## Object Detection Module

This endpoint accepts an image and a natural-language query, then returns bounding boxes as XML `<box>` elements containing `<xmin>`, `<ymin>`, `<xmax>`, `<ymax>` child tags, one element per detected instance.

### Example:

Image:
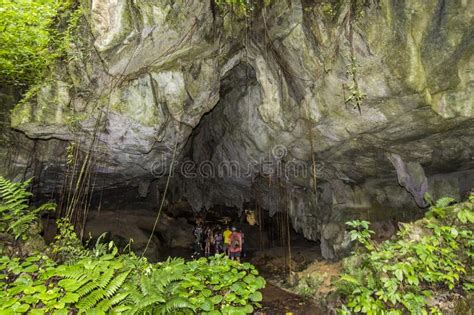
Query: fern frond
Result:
<box><xmin>55</xmin><ymin>265</ymin><xmax>85</xmax><ymax>280</ymax></box>
<box><xmin>104</xmin><ymin>270</ymin><xmax>130</xmax><ymax>298</ymax></box>
<box><xmin>35</xmin><ymin>202</ymin><xmax>56</xmax><ymax>212</ymax></box>
<box><xmin>98</xmin><ymin>268</ymin><xmax>114</xmax><ymax>288</ymax></box>
<box><xmin>139</xmin><ymin>274</ymin><xmax>155</xmax><ymax>296</ymax></box>
<box><xmin>108</xmin><ymin>291</ymin><xmax>130</xmax><ymax>306</ymax></box>
<box><xmin>0</xmin><ymin>176</ymin><xmax>55</xmax><ymax>239</ymax></box>
<box><xmin>159</xmin><ymin>297</ymin><xmax>194</xmax><ymax>315</ymax></box>
<box><xmin>76</xmin><ymin>288</ymin><xmax>106</xmax><ymax>310</ymax></box>
<box><xmin>130</xmin><ymin>295</ymin><xmax>167</xmax><ymax>314</ymax></box>
<box><xmin>58</xmin><ymin>278</ymin><xmax>88</xmax><ymax>292</ymax></box>
<box><xmin>124</xmin><ymin>286</ymin><xmax>142</xmax><ymax>304</ymax></box>
<box><xmin>436</xmin><ymin>197</ymin><xmax>456</xmax><ymax>208</ymax></box>
<box><xmin>76</xmin><ymin>281</ymin><xmax>100</xmax><ymax>298</ymax></box>
<box><xmin>110</xmin><ymin>305</ymin><xmax>132</xmax><ymax>313</ymax></box>
<box><xmin>159</xmin><ymin>273</ymin><xmax>187</xmax><ymax>289</ymax></box>
<box><xmin>8</xmin><ymin>214</ymin><xmax>36</xmax><ymax>232</ymax></box>
<box><xmin>95</xmin><ymin>292</ymin><xmax>129</xmax><ymax>312</ymax></box>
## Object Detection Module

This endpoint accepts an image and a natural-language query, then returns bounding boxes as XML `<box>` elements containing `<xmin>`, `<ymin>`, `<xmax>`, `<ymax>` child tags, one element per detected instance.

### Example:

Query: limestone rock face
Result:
<box><xmin>6</xmin><ymin>1</ymin><xmax>474</xmax><ymax>259</ymax></box>
<box><xmin>85</xmin><ymin>210</ymin><xmax>194</xmax><ymax>258</ymax></box>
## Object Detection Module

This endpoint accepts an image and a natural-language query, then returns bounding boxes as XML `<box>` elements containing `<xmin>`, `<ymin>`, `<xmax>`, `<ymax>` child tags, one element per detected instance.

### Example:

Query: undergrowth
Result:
<box><xmin>338</xmin><ymin>195</ymin><xmax>474</xmax><ymax>314</ymax></box>
<box><xmin>0</xmin><ymin>0</ymin><xmax>82</xmax><ymax>86</ymax></box>
<box><xmin>0</xmin><ymin>177</ymin><xmax>266</xmax><ymax>314</ymax></box>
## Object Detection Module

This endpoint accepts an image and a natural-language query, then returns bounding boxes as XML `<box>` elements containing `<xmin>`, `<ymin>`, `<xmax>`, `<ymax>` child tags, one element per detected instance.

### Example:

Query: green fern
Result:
<box><xmin>139</xmin><ymin>274</ymin><xmax>154</xmax><ymax>296</ymax></box>
<box><xmin>110</xmin><ymin>305</ymin><xmax>132</xmax><ymax>313</ymax></box>
<box><xmin>0</xmin><ymin>210</ymin><xmax>265</xmax><ymax>315</ymax></box>
<box><xmin>126</xmin><ymin>266</ymin><xmax>191</xmax><ymax>314</ymax></box>
<box><xmin>0</xmin><ymin>176</ymin><xmax>55</xmax><ymax>240</ymax></box>
<box><xmin>436</xmin><ymin>197</ymin><xmax>456</xmax><ymax>208</ymax></box>
<box><xmin>98</xmin><ymin>268</ymin><xmax>114</xmax><ymax>288</ymax></box>
<box><xmin>76</xmin><ymin>280</ymin><xmax>100</xmax><ymax>298</ymax></box>
<box><xmin>53</xmin><ymin>255</ymin><xmax>133</xmax><ymax>312</ymax></box>
<box><xmin>95</xmin><ymin>291</ymin><xmax>129</xmax><ymax>312</ymax></box>
<box><xmin>104</xmin><ymin>270</ymin><xmax>130</xmax><ymax>299</ymax></box>
<box><xmin>159</xmin><ymin>297</ymin><xmax>195</xmax><ymax>315</ymax></box>
<box><xmin>76</xmin><ymin>288</ymin><xmax>107</xmax><ymax>310</ymax></box>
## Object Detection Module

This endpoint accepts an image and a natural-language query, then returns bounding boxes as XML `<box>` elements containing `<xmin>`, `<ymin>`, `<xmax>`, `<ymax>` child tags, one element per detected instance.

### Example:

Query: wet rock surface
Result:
<box><xmin>84</xmin><ymin>209</ymin><xmax>194</xmax><ymax>259</ymax></box>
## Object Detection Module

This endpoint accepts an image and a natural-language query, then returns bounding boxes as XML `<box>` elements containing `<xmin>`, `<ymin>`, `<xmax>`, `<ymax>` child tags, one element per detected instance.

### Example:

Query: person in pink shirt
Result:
<box><xmin>228</xmin><ymin>227</ymin><xmax>242</xmax><ymax>262</ymax></box>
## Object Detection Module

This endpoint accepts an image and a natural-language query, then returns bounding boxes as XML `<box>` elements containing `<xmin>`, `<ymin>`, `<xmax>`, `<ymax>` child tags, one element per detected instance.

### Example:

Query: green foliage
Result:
<box><xmin>338</xmin><ymin>196</ymin><xmax>474</xmax><ymax>314</ymax></box>
<box><xmin>0</xmin><ymin>0</ymin><xmax>81</xmax><ymax>86</ymax></box>
<box><xmin>295</xmin><ymin>273</ymin><xmax>324</xmax><ymax>298</ymax></box>
<box><xmin>0</xmin><ymin>250</ymin><xmax>266</xmax><ymax>314</ymax></box>
<box><xmin>53</xmin><ymin>249</ymin><xmax>132</xmax><ymax>312</ymax></box>
<box><xmin>0</xmin><ymin>177</ymin><xmax>266</xmax><ymax>313</ymax></box>
<box><xmin>344</xmin><ymin>58</ymin><xmax>366</xmax><ymax>113</ymax></box>
<box><xmin>49</xmin><ymin>218</ymin><xmax>88</xmax><ymax>262</ymax></box>
<box><xmin>178</xmin><ymin>255</ymin><xmax>265</xmax><ymax>314</ymax></box>
<box><xmin>0</xmin><ymin>176</ymin><xmax>55</xmax><ymax>240</ymax></box>
<box><xmin>123</xmin><ymin>255</ymin><xmax>266</xmax><ymax>314</ymax></box>
<box><xmin>346</xmin><ymin>220</ymin><xmax>375</xmax><ymax>250</ymax></box>
<box><xmin>424</xmin><ymin>196</ymin><xmax>455</xmax><ymax>219</ymax></box>
<box><xmin>215</xmin><ymin>0</ymin><xmax>271</xmax><ymax>17</ymax></box>
<box><xmin>0</xmin><ymin>254</ymin><xmax>60</xmax><ymax>314</ymax></box>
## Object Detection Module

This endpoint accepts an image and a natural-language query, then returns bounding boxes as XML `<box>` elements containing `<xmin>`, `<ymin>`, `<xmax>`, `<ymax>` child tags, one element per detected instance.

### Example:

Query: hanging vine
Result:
<box><xmin>343</xmin><ymin>0</ymin><xmax>367</xmax><ymax>114</ymax></box>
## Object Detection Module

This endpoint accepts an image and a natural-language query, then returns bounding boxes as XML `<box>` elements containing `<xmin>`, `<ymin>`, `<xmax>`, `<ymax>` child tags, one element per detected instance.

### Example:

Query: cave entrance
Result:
<box><xmin>49</xmin><ymin>60</ymin><xmax>322</xmax><ymax>286</ymax></box>
<box><xmin>194</xmin><ymin>203</ymin><xmax>321</xmax><ymax>277</ymax></box>
<box><xmin>165</xmin><ymin>59</ymin><xmax>322</xmax><ymax>273</ymax></box>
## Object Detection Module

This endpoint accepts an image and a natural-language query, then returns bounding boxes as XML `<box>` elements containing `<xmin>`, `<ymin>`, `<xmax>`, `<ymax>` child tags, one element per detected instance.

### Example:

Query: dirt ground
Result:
<box><xmin>258</xmin><ymin>283</ymin><xmax>321</xmax><ymax>315</ymax></box>
<box><xmin>252</xmin><ymin>245</ymin><xmax>343</xmax><ymax>314</ymax></box>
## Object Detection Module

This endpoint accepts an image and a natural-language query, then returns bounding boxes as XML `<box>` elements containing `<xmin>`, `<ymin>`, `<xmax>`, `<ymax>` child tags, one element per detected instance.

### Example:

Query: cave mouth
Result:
<box><xmin>169</xmin><ymin>61</ymin><xmax>322</xmax><ymax>268</ymax></box>
<box><xmin>37</xmin><ymin>57</ymin><xmax>446</xmax><ymax>270</ymax></box>
<box><xmin>37</xmin><ymin>61</ymin><xmax>324</xmax><ymax>277</ymax></box>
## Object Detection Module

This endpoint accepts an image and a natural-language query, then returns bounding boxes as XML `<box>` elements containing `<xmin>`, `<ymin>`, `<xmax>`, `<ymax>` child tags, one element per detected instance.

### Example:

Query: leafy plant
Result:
<box><xmin>53</xmin><ymin>249</ymin><xmax>132</xmax><ymax>312</ymax></box>
<box><xmin>0</xmin><ymin>176</ymin><xmax>55</xmax><ymax>240</ymax></box>
<box><xmin>344</xmin><ymin>58</ymin><xmax>366</xmax><ymax>114</ymax></box>
<box><xmin>346</xmin><ymin>220</ymin><xmax>375</xmax><ymax>250</ymax></box>
<box><xmin>49</xmin><ymin>218</ymin><xmax>88</xmax><ymax>263</ymax></box>
<box><xmin>337</xmin><ymin>196</ymin><xmax>474</xmax><ymax>314</ymax></box>
<box><xmin>0</xmin><ymin>177</ymin><xmax>266</xmax><ymax>314</ymax></box>
<box><xmin>0</xmin><ymin>251</ymin><xmax>266</xmax><ymax>314</ymax></box>
<box><xmin>295</xmin><ymin>273</ymin><xmax>324</xmax><ymax>298</ymax></box>
<box><xmin>0</xmin><ymin>254</ymin><xmax>61</xmax><ymax>314</ymax></box>
<box><xmin>123</xmin><ymin>258</ymin><xmax>194</xmax><ymax>314</ymax></box>
<box><xmin>215</xmin><ymin>0</ymin><xmax>272</xmax><ymax>17</ymax></box>
<box><xmin>0</xmin><ymin>0</ymin><xmax>81</xmax><ymax>86</ymax></box>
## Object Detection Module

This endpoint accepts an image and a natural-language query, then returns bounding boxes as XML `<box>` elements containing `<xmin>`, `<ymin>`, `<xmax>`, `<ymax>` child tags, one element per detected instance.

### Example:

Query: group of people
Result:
<box><xmin>192</xmin><ymin>224</ymin><xmax>244</xmax><ymax>262</ymax></box>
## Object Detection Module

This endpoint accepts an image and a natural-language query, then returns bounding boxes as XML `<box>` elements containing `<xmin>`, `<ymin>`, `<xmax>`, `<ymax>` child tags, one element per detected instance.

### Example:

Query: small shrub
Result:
<box><xmin>49</xmin><ymin>218</ymin><xmax>88</xmax><ymax>263</ymax></box>
<box><xmin>296</xmin><ymin>273</ymin><xmax>325</xmax><ymax>298</ymax></box>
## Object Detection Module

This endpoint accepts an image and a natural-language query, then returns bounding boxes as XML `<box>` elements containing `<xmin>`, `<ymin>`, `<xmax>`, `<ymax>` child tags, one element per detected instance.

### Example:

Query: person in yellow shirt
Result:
<box><xmin>223</xmin><ymin>226</ymin><xmax>232</xmax><ymax>256</ymax></box>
